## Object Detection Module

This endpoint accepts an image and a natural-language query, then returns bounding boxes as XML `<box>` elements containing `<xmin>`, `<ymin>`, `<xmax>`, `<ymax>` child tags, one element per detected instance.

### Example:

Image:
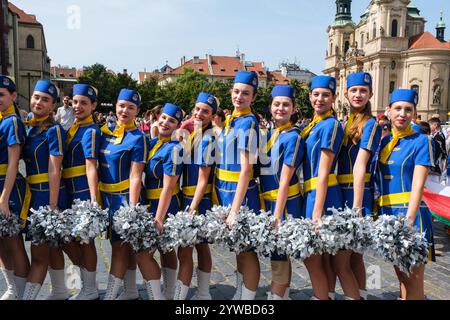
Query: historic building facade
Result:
<box><xmin>324</xmin><ymin>0</ymin><xmax>450</xmax><ymax>121</ymax></box>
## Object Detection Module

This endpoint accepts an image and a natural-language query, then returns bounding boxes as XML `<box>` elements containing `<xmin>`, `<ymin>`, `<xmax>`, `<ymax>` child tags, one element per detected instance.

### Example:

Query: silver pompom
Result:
<box><xmin>321</xmin><ymin>207</ymin><xmax>374</xmax><ymax>254</ymax></box>
<box><xmin>112</xmin><ymin>204</ymin><xmax>158</xmax><ymax>253</ymax></box>
<box><xmin>27</xmin><ymin>206</ymin><xmax>75</xmax><ymax>246</ymax></box>
<box><xmin>70</xmin><ymin>200</ymin><xmax>109</xmax><ymax>245</ymax></box>
<box><xmin>250</xmin><ymin>210</ymin><xmax>278</xmax><ymax>257</ymax></box>
<box><xmin>158</xmin><ymin>210</ymin><xmax>206</xmax><ymax>253</ymax></box>
<box><xmin>202</xmin><ymin>205</ymin><xmax>231</xmax><ymax>245</ymax></box>
<box><xmin>0</xmin><ymin>212</ymin><xmax>22</xmax><ymax>238</ymax></box>
<box><xmin>371</xmin><ymin>214</ymin><xmax>429</xmax><ymax>275</ymax></box>
<box><xmin>277</xmin><ymin>216</ymin><xmax>326</xmax><ymax>260</ymax></box>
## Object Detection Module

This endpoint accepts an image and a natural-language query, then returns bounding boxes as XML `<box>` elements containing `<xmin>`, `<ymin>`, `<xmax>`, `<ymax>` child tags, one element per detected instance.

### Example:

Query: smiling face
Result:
<box><xmin>158</xmin><ymin>112</ymin><xmax>179</xmax><ymax>137</ymax></box>
<box><xmin>310</xmin><ymin>88</ymin><xmax>335</xmax><ymax>115</ymax></box>
<box><xmin>387</xmin><ymin>101</ymin><xmax>415</xmax><ymax>132</ymax></box>
<box><xmin>73</xmin><ymin>95</ymin><xmax>96</xmax><ymax>120</ymax></box>
<box><xmin>271</xmin><ymin>96</ymin><xmax>294</xmax><ymax>126</ymax></box>
<box><xmin>231</xmin><ymin>83</ymin><xmax>255</xmax><ymax>110</ymax></box>
<box><xmin>0</xmin><ymin>88</ymin><xmax>16</xmax><ymax>112</ymax></box>
<box><xmin>30</xmin><ymin>91</ymin><xmax>55</xmax><ymax>118</ymax></box>
<box><xmin>116</xmin><ymin>100</ymin><xmax>138</xmax><ymax>123</ymax></box>
<box><xmin>193</xmin><ymin>102</ymin><xmax>214</xmax><ymax>126</ymax></box>
<box><xmin>345</xmin><ymin>85</ymin><xmax>373</xmax><ymax>111</ymax></box>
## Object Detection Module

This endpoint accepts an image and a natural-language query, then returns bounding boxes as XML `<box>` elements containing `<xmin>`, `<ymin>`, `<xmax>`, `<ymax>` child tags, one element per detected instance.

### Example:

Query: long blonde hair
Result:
<box><xmin>347</xmin><ymin>101</ymin><xmax>373</xmax><ymax>144</ymax></box>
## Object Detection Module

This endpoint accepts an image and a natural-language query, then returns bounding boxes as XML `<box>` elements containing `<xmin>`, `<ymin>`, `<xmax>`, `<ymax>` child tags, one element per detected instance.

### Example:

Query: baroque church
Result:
<box><xmin>324</xmin><ymin>0</ymin><xmax>450</xmax><ymax>121</ymax></box>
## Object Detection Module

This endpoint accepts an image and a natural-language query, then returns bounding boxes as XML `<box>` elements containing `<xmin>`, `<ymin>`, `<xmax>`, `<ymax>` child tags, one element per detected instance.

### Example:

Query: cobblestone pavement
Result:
<box><xmin>1</xmin><ymin>221</ymin><xmax>449</xmax><ymax>300</ymax></box>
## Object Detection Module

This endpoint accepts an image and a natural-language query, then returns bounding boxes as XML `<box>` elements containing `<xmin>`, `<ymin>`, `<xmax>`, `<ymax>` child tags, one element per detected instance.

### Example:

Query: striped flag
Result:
<box><xmin>423</xmin><ymin>180</ymin><xmax>450</xmax><ymax>226</ymax></box>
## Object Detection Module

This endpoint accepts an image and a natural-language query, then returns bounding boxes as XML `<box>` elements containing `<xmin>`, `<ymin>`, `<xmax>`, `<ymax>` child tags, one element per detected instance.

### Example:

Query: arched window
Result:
<box><xmin>389</xmin><ymin>81</ymin><xmax>395</xmax><ymax>93</ymax></box>
<box><xmin>391</xmin><ymin>19</ymin><xmax>398</xmax><ymax>37</ymax></box>
<box><xmin>330</xmin><ymin>42</ymin><xmax>333</xmax><ymax>56</ymax></box>
<box><xmin>26</xmin><ymin>35</ymin><xmax>35</xmax><ymax>49</ymax></box>
<box><xmin>373</xmin><ymin>22</ymin><xmax>377</xmax><ymax>39</ymax></box>
<box><xmin>361</xmin><ymin>33</ymin><xmax>365</xmax><ymax>48</ymax></box>
<box><xmin>411</xmin><ymin>85</ymin><xmax>419</xmax><ymax>93</ymax></box>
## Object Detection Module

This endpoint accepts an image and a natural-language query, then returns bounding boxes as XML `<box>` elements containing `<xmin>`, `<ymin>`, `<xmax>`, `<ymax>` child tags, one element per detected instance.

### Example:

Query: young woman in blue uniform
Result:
<box><xmin>100</xmin><ymin>89</ymin><xmax>148</xmax><ymax>300</ymax></box>
<box><xmin>135</xmin><ymin>103</ymin><xmax>183</xmax><ymax>300</ymax></box>
<box><xmin>21</xmin><ymin>80</ymin><xmax>69</xmax><ymax>300</ymax></box>
<box><xmin>260</xmin><ymin>85</ymin><xmax>304</xmax><ymax>300</ymax></box>
<box><xmin>0</xmin><ymin>75</ymin><xmax>30</xmax><ymax>300</ymax></box>
<box><xmin>214</xmin><ymin>70</ymin><xmax>260</xmax><ymax>300</ymax></box>
<box><xmin>338</xmin><ymin>72</ymin><xmax>381</xmax><ymax>300</ymax></box>
<box><xmin>63</xmin><ymin>84</ymin><xmax>101</xmax><ymax>300</ymax></box>
<box><xmin>300</xmin><ymin>76</ymin><xmax>345</xmax><ymax>300</ymax></box>
<box><xmin>377</xmin><ymin>89</ymin><xmax>435</xmax><ymax>300</ymax></box>
<box><xmin>176</xmin><ymin>92</ymin><xmax>217</xmax><ymax>300</ymax></box>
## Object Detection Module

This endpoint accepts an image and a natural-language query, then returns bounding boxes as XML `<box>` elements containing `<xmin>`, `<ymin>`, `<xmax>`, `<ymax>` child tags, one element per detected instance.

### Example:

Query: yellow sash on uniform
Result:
<box><xmin>66</xmin><ymin>115</ymin><xmax>94</xmax><ymax>146</ymax></box>
<box><xmin>148</xmin><ymin>136</ymin><xmax>170</xmax><ymax>161</ymax></box>
<box><xmin>224</xmin><ymin>107</ymin><xmax>252</xmax><ymax>136</ymax></box>
<box><xmin>343</xmin><ymin>112</ymin><xmax>355</xmax><ymax>146</ymax></box>
<box><xmin>26</xmin><ymin>115</ymin><xmax>49</xmax><ymax>127</ymax></box>
<box><xmin>0</xmin><ymin>105</ymin><xmax>16</xmax><ymax>120</ymax></box>
<box><xmin>100</xmin><ymin>120</ymin><xmax>135</xmax><ymax>145</ymax></box>
<box><xmin>265</xmin><ymin>122</ymin><xmax>292</xmax><ymax>153</ymax></box>
<box><xmin>379</xmin><ymin>125</ymin><xmax>415</xmax><ymax>164</ymax></box>
<box><xmin>300</xmin><ymin>110</ymin><xmax>333</xmax><ymax>139</ymax></box>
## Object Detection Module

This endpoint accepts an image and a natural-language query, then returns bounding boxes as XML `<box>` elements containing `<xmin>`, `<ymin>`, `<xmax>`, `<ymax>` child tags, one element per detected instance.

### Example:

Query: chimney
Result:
<box><xmin>180</xmin><ymin>56</ymin><xmax>186</xmax><ymax>66</ymax></box>
<box><xmin>206</xmin><ymin>54</ymin><xmax>212</xmax><ymax>67</ymax></box>
<box><xmin>123</xmin><ymin>69</ymin><xmax>128</xmax><ymax>75</ymax></box>
<box><xmin>240</xmin><ymin>53</ymin><xmax>245</xmax><ymax>66</ymax></box>
<box><xmin>193</xmin><ymin>56</ymin><xmax>200</xmax><ymax>64</ymax></box>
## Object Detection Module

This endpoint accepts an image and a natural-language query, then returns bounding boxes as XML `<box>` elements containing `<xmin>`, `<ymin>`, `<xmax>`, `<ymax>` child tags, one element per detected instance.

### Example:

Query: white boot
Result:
<box><xmin>231</xmin><ymin>271</ymin><xmax>243</xmax><ymax>300</ymax></box>
<box><xmin>103</xmin><ymin>274</ymin><xmax>122</xmax><ymax>300</ymax></box>
<box><xmin>161</xmin><ymin>267</ymin><xmax>177</xmax><ymax>300</ymax></box>
<box><xmin>116</xmin><ymin>269</ymin><xmax>139</xmax><ymax>300</ymax></box>
<box><xmin>283</xmin><ymin>287</ymin><xmax>291</xmax><ymax>300</ymax></box>
<box><xmin>310</xmin><ymin>296</ymin><xmax>320</xmax><ymax>300</ymax></box>
<box><xmin>0</xmin><ymin>269</ymin><xmax>18</xmax><ymax>300</ymax></box>
<box><xmin>267</xmin><ymin>292</ymin><xmax>283</xmax><ymax>300</ymax></box>
<box><xmin>191</xmin><ymin>268</ymin><xmax>212</xmax><ymax>300</ymax></box>
<box><xmin>360</xmin><ymin>289</ymin><xmax>368</xmax><ymax>300</ymax></box>
<box><xmin>46</xmin><ymin>268</ymin><xmax>70</xmax><ymax>300</ymax></box>
<box><xmin>145</xmin><ymin>279</ymin><xmax>164</xmax><ymax>300</ymax></box>
<box><xmin>174</xmin><ymin>280</ymin><xmax>190</xmax><ymax>300</ymax></box>
<box><xmin>22</xmin><ymin>282</ymin><xmax>42</xmax><ymax>300</ymax></box>
<box><xmin>344</xmin><ymin>296</ymin><xmax>356</xmax><ymax>300</ymax></box>
<box><xmin>14</xmin><ymin>275</ymin><xmax>27</xmax><ymax>300</ymax></box>
<box><xmin>328</xmin><ymin>292</ymin><xmax>336</xmax><ymax>300</ymax></box>
<box><xmin>71</xmin><ymin>268</ymin><xmax>99</xmax><ymax>300</ymax></box>
<box><xmin>241</xmin><ymin>284</ymin><xmax>256</xmax><ymax>300</ymax></box>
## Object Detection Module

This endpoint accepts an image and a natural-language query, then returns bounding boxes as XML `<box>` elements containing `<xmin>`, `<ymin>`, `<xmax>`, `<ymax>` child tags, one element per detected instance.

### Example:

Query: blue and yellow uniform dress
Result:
<box><xmin>63</xmin><ymin>115</ymin><xmax>100</xmax><ymax>204</ymax></box>
<box><xmin>302</xmin><ymin>113</ymin><xmax>344</xmax><ymax>218</ymax></box>
<box><xmin>181</xmin><ymin>125</ymin><xmax>215</xmax><ymax>215</ymax></box>
<box><xmin>23</xmin><ymin>118</ymin><xmax>68</xmax><ymax>215</ymax></box>
<box><xmin>99</xmin><ymin>120</ymin><xmax>148</xmax><ymax>242</ymax></box>
<box><xmin>215</xmin><ymin>108</ymin><xmax>260</xmax><ymax>211</ymax></box>
<box><xmin>338</xmin><ymin>117</ymin><xmax>381</xmax><ymax>215</ymax></box>
<box><xmin>377</xmin><ymin>89</ymin><xmax>435</xmax><ymax>261</ymax></box>
<box><xmin>0</xmin><ymin>103</ymin><xmax>30</xmax><ymax>225</ymax></box>
<box><xmin>145</xmin><ymin>136</ymin><xmax>183</xmax><ymax>215</ymax></box>
<box><xmin>260</xmin><ymin>123</ymin><xmax>304</xmax><ymax>219</ymax></box>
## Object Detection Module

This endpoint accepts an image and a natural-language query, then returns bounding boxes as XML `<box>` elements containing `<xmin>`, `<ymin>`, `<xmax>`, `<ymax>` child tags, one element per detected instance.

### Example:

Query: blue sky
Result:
<box><xmin>11</xmin><ymin>0</ymin><xmax>450</xmax><ymax>78</ymax></box>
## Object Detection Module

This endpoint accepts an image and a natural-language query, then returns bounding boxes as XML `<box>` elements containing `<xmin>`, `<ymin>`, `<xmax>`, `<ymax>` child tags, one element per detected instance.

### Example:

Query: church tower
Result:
<box><xmin>436</xmin><ymin>11</ymin><xmax>446</xmax><ymax>42</ymax></box>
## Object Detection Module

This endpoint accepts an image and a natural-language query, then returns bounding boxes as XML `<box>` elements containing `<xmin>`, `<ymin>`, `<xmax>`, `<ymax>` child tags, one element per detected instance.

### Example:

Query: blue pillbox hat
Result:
<box><xmin>73</xmin><ymin>84</ymin><xmax>98</xmax><ymax>102</ymax></box>
<box><xmin>196</xmin><ymin>92</ymin><xmax>219</xmax><ymax>113</ymax></box>
<box><xmin>118</xmin><ymin>88</ymin><xmax>141</xmax><ymax>107</ymax></box>
<box><xmin>0</xmin><ymin>75</ymin><xmax>16</xmax><ymax>92</ymax></box>
<box><xmin>389</xmin><ymin>89</ymin><xmax>418</xmax><ymax>106</ymax></box>
<box><xmin>311</xmin><ymin>75</ymin><xmax>336</xmax><ymax>94</ymax></box>
<box><xmin>234</xmin><ymin>70</ymin><xmax>258</xmax><ymax>90</ymax></box>
<box><xmin>163</xmin><ymin>103</ymin><xmax>183</xmax><ymax>124</ymax></box>
<box><xmin>271</xmin><ymin>85</ymin><xmax>295</xmax><ymax>100</ymax></box>
<box><xmin>346</xmin><ymin>72</ymin><xmax>372</xmax><ymax>90</ymax></box>
<box><xmin>34</xmin><ymin>80</ymin><xmax>58</xmax><ymax>102</ymax></box>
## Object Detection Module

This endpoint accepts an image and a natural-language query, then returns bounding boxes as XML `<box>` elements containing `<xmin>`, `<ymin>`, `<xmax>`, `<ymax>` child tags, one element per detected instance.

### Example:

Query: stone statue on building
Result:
<box><xmin>433</xmin><ymin>85</ymin><xmax>441</xmax><ymax>105</ymax></box>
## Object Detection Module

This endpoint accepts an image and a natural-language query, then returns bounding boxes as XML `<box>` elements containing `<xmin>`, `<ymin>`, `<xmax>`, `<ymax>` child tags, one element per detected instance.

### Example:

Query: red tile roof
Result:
<box><xmin>139</xmin><ymin>72</ymin><xmax>164</xmax><ymax>82</ymax></box>
<box><xmin>50</xmin><ymin>66</ymin><xmax>83</xmax><ymax>79</ymax></box>
<box><xmin>409</xmin><ymin>32</ymin><xmax>450</xmax><ymax>50</ymax></box>
<box><xmin>267</xmin><ymin>71</ymin><xmax>290</xmax><ymax>85</ymax></box>
<box><xmin>8</xmin><ymin>2</ymin><xmax>39</xmax><ymax>24</ymax></box>
<box><xmin>168</xmin><ymin>55</ymin><xmax>267</xmax><ymax>78</ymax></box>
